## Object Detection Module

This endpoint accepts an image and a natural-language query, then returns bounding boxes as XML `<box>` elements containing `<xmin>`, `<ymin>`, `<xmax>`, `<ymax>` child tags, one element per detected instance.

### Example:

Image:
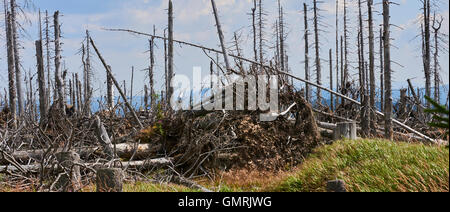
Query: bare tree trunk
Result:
<box><xmin>367</xmin><ymin>0</ymin><xmax>376</xmax><ymax>135</ymax></box>
<box><xmin>167</xmin><ymin>0</ymin><xmax>174</xmax><ymax>107</ymax></box>
<box><xmin>343</xmin><ymin>0</ymin><xmax>349</xmax><ymax>90</ymax></box>
<box><xmin>383</xmin><ymin>0</ymin><xmax>393</xmax><ymax>140</ymax></box>
<box><xmin>84</xmin><ymin>30</ymin><xmax>92</xmax><ymax>116</ymax></box>
<box><xmin>313</xmin><ymin>0</ymin><xmax>322</xmax><ymax>106</ymax></box>
<box><xmin>358</xmin><ymin>0</ymin><xmax>370</xmax><ymax>137</ymax></box>
<box><xmin>335</xmin><ymin>0</ymin><xmax>340</xmax><ymax>108</ymax></box>
<box><xmin>149</xmin><ymin>37</ymin><xmax>155</xmax><ymax>108</ymax></box>
<box><xmin>258</xmin><ymin>0</ymin><xmax>264</xmax><ymax>74</ymax></box>
<box><xmin>5</xmin><ymin>9</ymin><xmax>17</xmax><ymax>128</ymax></box>
<box><xmin>432</xmin><ymin>14</ymin><xmax>443</xmax><ymax>104</ymax></box>
<box><xmin>303</xmin><ymin>3</ymin><xmax>310</xmax><ymax>103</ymax></box>
<box><xmin>379</xmin><ymin>27</ymin><xmax>384</xmax><ymax>112</ymax></box>
<box><xmin>164</xmin><ymin>30</ymin><xmax>168</xmax><ymax>106</ymax></box>
<box><xmin>90</xmin><ymin>38</ymin><xmax>144</xmax><ymax>129</ymax></box>
<box><xmin>107</xmin><ymin>66</ymin><xmax>114</xmax><ymax>110</ymax></box>
<box><xmin>10</xmin><ymin>0</ymin><xmax>24</xmax><ymax>116</ymax></box>
<box><xmin>211</xmin><ymin>0</ymin><xmax>231</xmax><ymax>73</ymax></box>
<box><xmin>36</xmin><ymin>40</ymin><xmax>47</xmax><ymax>121</ymax></box>
<box><xmin>76</xmin><ymin>73</ymin><xmax>81</xmax><ymax>114</ymax></box>
<box><xmin>45</xmin><ymin>10</ymin><xmax>52</xmax><ymax>108</ymax></box>
<box><xmin>423</xmin><ymin>0</ymin><xmax>431</xmax><ymax>108</ymax></box>
<box><xmin>252</xmin><ymin>0</ymin><xmax>258</xmax><ymax>62</ymax></box>
<box><xmin>329</xmin><ymin>49</ymin><xmax>334</xmax><ymax>111</ymax></box>
<box><xmin>54</xmin><ymin>11</ymin><xmax>65</xmax><ymax>115</ymax></box>
<box><xmin>340</xmin><ymin>36</ymin><xmax>344</xmax><ymax>105</ymax></box>
<box><xmin>278</xmin><ymin>0</ymin><xmax>285</xmax><ymax>73</ymax></box>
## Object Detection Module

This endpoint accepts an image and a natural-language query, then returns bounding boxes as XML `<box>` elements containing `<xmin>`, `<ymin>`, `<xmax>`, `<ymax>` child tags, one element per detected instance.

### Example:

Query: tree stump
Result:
<box><xmin>327</xmin><ymin>180</ymin><xmax>347</xmax><ymax>192</ymax></box>
<box><xmin>333</xmin><ymin>122</ymin><xmax>357</xmax><ymax>140</ymax></box>
<box><xmin>54</xmin><ymin>151</ymin><xmax>81</xmax><ymax>192</ymax></box>
<box><xmin>96</xmin><ymin>168</ymin><xmax>124</xmax><ymax>192</ymax></box>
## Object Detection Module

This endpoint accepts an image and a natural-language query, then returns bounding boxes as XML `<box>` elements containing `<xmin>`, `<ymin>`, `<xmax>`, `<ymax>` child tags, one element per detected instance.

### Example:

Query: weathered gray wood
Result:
<box><xmin>96</xmin><ymin>168</ymin><xmax>123</xmax><ymax>192</ymax></box>
<box><xmin>5</xmin><ymin>10</ymin><xmax>16</xmax><ymax>128</ymax></box>
<box><xmin>1</xmin><ymin>158</ymin><xmax>172</xmax><ymax>173</ymax></box>
<box><xmin>54</xmin><ymin>152</ymin><xmax>81</xmax><ymax>192</ymax></box>
<box><xmin>36</xmin><ymin>40</ymin><xmax>47</xmax><ymax>121</ymax></box>
<box><xmin>54</xmin><ymin>11</ymin><xmax>65</xmax><ymax>114</ymax></box>
<box><xmin>333</xmin><ymin>122</ymin><xmax>357</xmax><ymax>140</ymax></box>
<box><xmin>383</xmin><ymin>0</ymin><xmax>393</xmax><ymax>140</ymax></box>
<box><xmin>10</xmin><ymin>0</ymin><xmax>24</xmax><ymax>116</ymax></box>
<box><xmin>89</xmin><ymin>38</ymin><xmax>143</xmax><ymax>129</ymax></box>
<box><xmin>210</xmin><ymin>0</ymin><xmax>231</xmax><ymax>73</ymax></box>
<box><xmin>94</xmin><ymin>115</ymin><xmax>115</xmax><ymax>160</ymax></box>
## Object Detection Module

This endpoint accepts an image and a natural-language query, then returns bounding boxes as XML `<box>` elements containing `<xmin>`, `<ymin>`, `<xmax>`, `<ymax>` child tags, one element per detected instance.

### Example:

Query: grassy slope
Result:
<box><xmin>273</xmin><ymin>139</ymin><xmax>449</xmax><ymax>192</ymax></box>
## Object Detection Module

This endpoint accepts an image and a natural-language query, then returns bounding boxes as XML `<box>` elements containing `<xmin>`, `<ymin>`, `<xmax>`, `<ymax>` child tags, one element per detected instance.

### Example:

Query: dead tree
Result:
<box><xmin>84</xmin><ymin>30</ymin><xmax>92</xmax><ymax>115</ymax></box>
<box><xmin>383</xmin><ymin>0</ymin><xmax>393</xmax><ymax>140</ymax></box>
<box><xmin>329</xmin><ymin>49</ymin><xmax>334</xmax><ymax>111</ymax></box>
<box><xmin>210</xmin><ymin>0</ymin><xmax>231</xmax><ymax>73</ymax></box>
<box><xmin>303</xmin><ymin>3</ymin><xmax>311</xmax><ymax>102</ymax></box>
<box><xmin>36</xmin><ymin>40</ymin><xmax>47</xmax><ymax>121</ymax></box>
<box><xmin>367</xmin><ymin>0</ymin><xmax>376</xmax><ymax>135</ymax></box>
<box><xmin>54</xmin><ymin>11</ymin><xmax>65</xmax><ymax>114</ymax></box>
<box><xmin>432</xmin><ymin>14</ymin><xmax>443</xmax><ymax>104</ymax></box>
<box><xmin>107</xmin><ymin>66</ymin><xmax>114</xmax><ymax>110</ymax></box>
<box><xmin>5</xmin><ymin>9</ymin><xmax>16</xmax><ymax>128</ymax></box>
<box><xmin>167</xmin><ymin>0</ymin><xmax>174</xmax><ymax>107</ymax></box>
<box><xmin>379</xmin><ymin>27</ymin><xmax>384</xmax><ymax>112</ymax></box>
<box><xmin>149</xmin><ymin>26</ymin><xmax>156</xmax><ymax>108</ymax></box>
<box><xmin>278</xmin><ymin>0</ymin><xmax>285</xmax><ymax>73</ymax></box>
<box><xmin>252</xmin><ymin>0</ymin><xmax>258</xmax><ymax>62</ymax></box>
<box><xmin>422</xmin><ymin>0</ymin><xmax>431</xmax><ymax>108</ymax></box>
<box><xmin>335</xmin><ymin>0</ymin><xmax>340</xmax><ymax>108</ymax></box>
<box><xmin>10</xmin><ymin>0</ymin><xmax>24</xmax><ymax>116</ymax></box>
<box><xmin>358</xmin><ymin>0</ymin><xmax>370</xmax><ymax>137</ymax></box>
<box><xmin>258</xmin><ymin>0</ymin><xmax>265</xmax><ymax>74</ymax></box>
<box><xmin>45</xmin><ymin>10</ymin><xmax>52</xmax><ymax>108</ymax></box>
<box><xmin>313</xmin><ymin>0</ymin><xmax>322</xmax><ymax>105</ymax></box>
<box><xmin>343</xmin><ymin>0</ymin><xmax>349</xmax><ymax>90</ymax></box>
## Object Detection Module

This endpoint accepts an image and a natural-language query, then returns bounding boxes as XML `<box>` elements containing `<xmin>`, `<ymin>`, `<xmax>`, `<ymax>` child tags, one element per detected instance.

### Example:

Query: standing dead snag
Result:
<box><xmin>379</xmin><ymin>28</ymin><xmax>384</xmax><ymax>112</ymax></box>
<box><xmin>36</xmin><ymin>40</ymin><xmax>47</xmax><ymax>121</ymax></box>
<box><xmin>329</xmin><ymin>49</ymin><xmax>334</xmax><ymax>111</ymax></box>
<box><xmin>167</xmin><ymin>0</ymin><xmax>174</xmax><ymax>108</ymax></box>
<box><xmin>10</xmin><ymin>0</ymin><xmax>24</xmax><ymax>116</ymax></box>
<box><xmin>303</xmin><ymin>3</ymin><xmax>311</xmax><ymax>103</ymax></box>
<box><xmin>422</xmin><ymin>0</ymin><xmax>431</xmax><ymax>108</ymax></box>
<box><xmin>106</xmin><ymin>65</ymin><xmax>114</xmax><ymax>110</ymax></box>
<box><xmin>313</xmin><ymin>0</ymin><xmax>322</xmax><ymax>105</ymax></box>
<box><xmin>89</xmin><ymin>37</ymin><xmax>144</xmax><ymax>129</ymax></box>
<box><xmin>84</xmin><ymin>30</ymin><xmax>93</xmax><ymax>116</ymax></box>
<box><xmin>432</xmin><ymin>14</ymin><xmax>443</xmax><ymax>104</ymax></box>
<box><xmin>367</xmin><ymin>0</ymin><xmax>376</xmax><ymax>135</ymax></box>
<box><xmin>54</xmin><ymin>11</ymin><xmax>65</xmax><ymax>115</ymax></box>
<box><xmin>210</xmin><ymin>0</ymin><xmax>232</xmax><ymax>74</ymax></box>
<box><xmin>335</xmin><ymin>0</ymin><xmax>340</xmax><ymax>108</ymax></box>
<box><xmin>5</xmin><ymin>9</ymin><xmax>17</xmax><ymax>128</ymax></box>
<box><xmin>149</xmin><ymin>26</ymin><xmax>156</xmax><ymax>108</ymax></box>
<box><xmin>383</xmin><ymin>0</ymin><xmax>393</xmax><ymax>140</ymax></box>
<box><xmin>358</xmin><ymin>0</ymin><xmax>370</xmax><ymax>137</ymax></box>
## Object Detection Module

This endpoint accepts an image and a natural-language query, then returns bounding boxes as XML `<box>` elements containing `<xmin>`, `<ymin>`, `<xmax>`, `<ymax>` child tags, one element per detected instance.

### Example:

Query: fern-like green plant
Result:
<box><xmin>424</xmin><ymin>96</ymin><xmax>449</xmax><ymax>138</ymax></box>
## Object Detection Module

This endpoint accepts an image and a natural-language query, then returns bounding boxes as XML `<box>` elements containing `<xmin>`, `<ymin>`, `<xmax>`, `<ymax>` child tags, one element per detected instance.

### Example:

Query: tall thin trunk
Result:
<box><xmin>313</xmin><ymin>0</ymin><xmax>322</xmax><ymax>105</ymax></box>
<box><xmin>335</xmin><ymin>0</ymin><xmax>340</xmax><ymax>108</ymax></box>
<box><xmin>379</xmin><ymin>27</ymin><xmax>384</xmax><ymax>112</ymax></box>
<box><xmin>36</xmin><ymin>40</ymin><xmax>47</xmax><ymax>121</ymax></box>
<box><xmin>329</xmin><ymin>49</ymin><xmax>334</xmax><ymax>111</ymax></box>
<box><xmin>278</xmin><ymin>0</ymin><xmax>285</xmax><ymax>73</ymax></box>
<box><xmin>340</xmin><ymin>36</ymin><xmax>344</xmax><ymax>105</ymax></box>
<box><xmin>84</xmin><ymin>30</ymin><xmax>92</xmax><ymax>115</ymax></box>
<box><xmin>252</xmin><ymin>0</ymin><xmax>258</xmax><ymax>62</ymax></box>
<box><xmin>423</xmin><ymin>0</ymin><xmax>431</xmax><ymax>108</ymax></box>
<box><xmin>258</xmin><ymin>0</ymin><xmax>264</xmax><ymax>74</ymax></box>
<box><xmin>149</xmin><ymin>26</ymin><xmax>156</xmax><ymax>108</ymax></box>
<box><xmin>130</xmin><ymin>66</ymin><xmax>134</xmax><ymax>108</ymax></box>
<box><xmin>383</xmin><ymin>0</ymin><xmax>393</xmax><ymax>140</ymax></box>
<box><xmin>432</xmin><ymin>14</ymin><xmax>442</xmax><ymax>104</ymax></box>
<box><xmin>359</xmin><ymin>0</ymin><xmax>369</xmax><ymax>137</ymax></box>
<box><xmin>164</xmin><ymin>30</ymin><xmax>168</xmax><ymax>105</ymax></box>
<box><xmin>45</xmin><ymin>10</ymin><xmax>52</xmax><ymax>107</ymax></box>
<box><xmin>367</xmin><ymin>0</ymin><xmax>376</xmax><ymax>135</ymax></box>
<box><xmin>303</xmin><ymin>3</ymin><xmax>310</xmax><ymax>102</ymax></box>
<box><xmin>343</xmin><ymin>0</ymin><xmax>349</xmax><ymax>89</ymax></box>
<box><xmin>211</xmin><ymin>0</ymin><xmax>231</xmax><ymax>76</ymax></box>
<box><xmin>5</xmin><ymin>9</ymin><xmax>17</xmax><ymax>127</ymax></box>
<box><xmin>10</xmin><ymin>0</ymin><xmax>24</xmax><ymax>116</ymax></box>
<box><xmin>167</xmin><ymin>0</ymin><xmax>174</xmax><ymax>107</ymax></box>
<box><xmin>53</xmin><ymin>11</ymin><xmax>65</xmax><ymax>114</ymax></box>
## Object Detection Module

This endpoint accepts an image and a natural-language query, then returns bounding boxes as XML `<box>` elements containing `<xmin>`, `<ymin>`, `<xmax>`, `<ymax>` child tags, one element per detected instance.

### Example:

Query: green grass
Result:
<box><xmin>273</xmin><ymin>139</ymin><xmax>449</xmax><ymax>192</ymax></box>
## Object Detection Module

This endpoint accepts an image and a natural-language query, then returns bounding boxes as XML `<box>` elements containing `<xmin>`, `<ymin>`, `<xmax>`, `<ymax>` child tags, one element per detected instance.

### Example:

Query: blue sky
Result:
<box><xmin>1</xmin><ymin>0</ymin><xmax>449</xmax><ymax>101</ymax></box>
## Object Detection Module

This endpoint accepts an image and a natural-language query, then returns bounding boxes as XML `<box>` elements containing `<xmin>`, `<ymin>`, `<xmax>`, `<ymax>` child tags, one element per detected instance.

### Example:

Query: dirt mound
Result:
<box><xmin>136</xmin><ymin>96</ymin><xmax>322</xmax><ymax>175</ymax></box>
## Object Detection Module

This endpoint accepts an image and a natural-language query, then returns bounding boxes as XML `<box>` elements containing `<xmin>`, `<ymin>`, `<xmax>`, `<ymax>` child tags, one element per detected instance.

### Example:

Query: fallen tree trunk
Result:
<box><xmin>0</xmin><ymin>158</ymin><xmax>172</xmax><ymax>173</ymax></box>
<box><xmin>0</xmin><ymin>143</ymin><xmax>160</xmax><ymax>165</ymax></box>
